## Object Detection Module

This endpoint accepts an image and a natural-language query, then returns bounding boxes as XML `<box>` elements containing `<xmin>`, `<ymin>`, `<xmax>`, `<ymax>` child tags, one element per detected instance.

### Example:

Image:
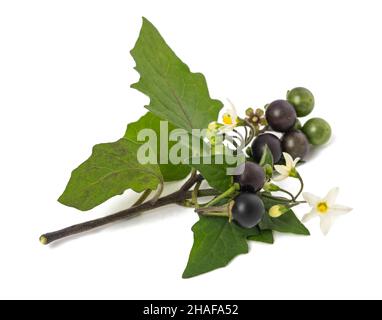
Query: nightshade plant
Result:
<box><xmin>40</xmin><ymin>18</ymin><xmax>351</xmax><ymax>278</ymax></box>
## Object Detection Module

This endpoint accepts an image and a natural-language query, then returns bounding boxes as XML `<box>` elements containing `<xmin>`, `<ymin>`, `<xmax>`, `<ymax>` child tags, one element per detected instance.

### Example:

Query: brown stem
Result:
<box><xmin>39</xmin><ymin>174</ymin><xmax>214</xmax><ymax>245</ymax></box>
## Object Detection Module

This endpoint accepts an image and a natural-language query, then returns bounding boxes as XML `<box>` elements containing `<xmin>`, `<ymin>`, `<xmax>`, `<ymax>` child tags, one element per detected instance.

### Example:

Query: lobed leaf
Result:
<box><xmin>130</xmin><ymin>17</ymin><xmax>223</xmax><ymax>132</ymax></box>
<box><xmin>125</xmin><ymin>111</ymin><xmax>190</xmax><ymax>181</ymax></box>
<box><xmin>182</xmin><ymin>216</ymin><xmax>259</xmax><ymax>278</ymax></box>
<box><xmin>248</xmin><ymin>229</ymin><xmax>274</xmax><ymax>244</ymax></box>
<box><xmin>58</xmin><ymin>139</ymin><xmax>162</xmax><ymax>211</ymax></box>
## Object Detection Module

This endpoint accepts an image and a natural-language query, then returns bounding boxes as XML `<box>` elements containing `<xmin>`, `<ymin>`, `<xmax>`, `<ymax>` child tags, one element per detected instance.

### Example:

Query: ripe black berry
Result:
<box><xmin>251</xmin><ymin>133</ymin><xmax>282</xmax><ymax>163</ymax></box>
<box><xmin>232</xmin><ymin>193</ymin><xmax>265</xmax><ymax>228</ymax></box>
<box><xmin>281</xmin><ymin>130</ymin><xmax>309</xmax><ymax>159</ymax></box>
<box><xmin>265</xmin><ymin>100</ymin><xmax>297</xmax><ymax>132</ymax></box>
<box><xmin>234</xmin><ymin>162</ymin><xmax>265</xmax><ymax>193</ymax></box>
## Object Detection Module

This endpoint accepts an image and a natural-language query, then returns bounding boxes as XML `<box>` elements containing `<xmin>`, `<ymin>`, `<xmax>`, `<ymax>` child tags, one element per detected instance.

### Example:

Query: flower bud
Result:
<box><xmin>268</xmin><ymin>205</ymin><xmax>288</xmax><ymax>218</ymax></box>
<box><xmin>263</xmin><ymin>164</ymin><xmax>273</xmax><ymax>178</ymax></box>
<box><xmin>263</xmin><ymin>182</ymin><xmax>279</xmax><ymax>192</ymax></box>
<box><xmin>255</xmin><ymin>108</ymin><xmax>264</xmax><ymax>117</ymax></box>
<box><xmin>245</xmin><ymin>107</ymin><xmax>254</xmax><ymax>116</ymax></box>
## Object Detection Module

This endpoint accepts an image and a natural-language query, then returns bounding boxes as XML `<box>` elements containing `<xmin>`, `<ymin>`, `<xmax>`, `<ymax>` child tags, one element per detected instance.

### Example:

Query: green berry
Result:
<box><xmin>287</xmin><ymin>87</ymin><xmax>315</xmax><ymax>117</ymax></box>
<box><xmin>302</xmin><ymin>118</ymin><xmax>331</xmax><ymax>145</ymax></box>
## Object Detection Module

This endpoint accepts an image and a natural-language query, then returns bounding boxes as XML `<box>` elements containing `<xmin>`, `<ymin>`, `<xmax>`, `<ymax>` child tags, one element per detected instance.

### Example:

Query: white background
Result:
<box><xmin>0</xmin><ymin>0</ymin><xmax>381</xmax><ymax>299</ymax></box>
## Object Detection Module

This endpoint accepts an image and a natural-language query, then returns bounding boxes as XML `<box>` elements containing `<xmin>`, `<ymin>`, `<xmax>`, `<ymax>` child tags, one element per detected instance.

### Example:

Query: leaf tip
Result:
<box><xmin>141</xmin><ymin>16</ymin><xmax>149</xmax><ymax>24</ymax></box>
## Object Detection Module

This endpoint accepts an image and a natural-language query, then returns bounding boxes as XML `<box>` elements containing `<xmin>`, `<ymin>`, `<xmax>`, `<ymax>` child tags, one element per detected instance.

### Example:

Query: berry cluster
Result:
<box><xmin>253</xmin><ymin>87</ymin><xmax>331</xmax><ymax>161</ymax></box>
<box><xmin>230</xmin><ymin>87</ymin><xmax>331</xmax><ymax>229</ymax></box>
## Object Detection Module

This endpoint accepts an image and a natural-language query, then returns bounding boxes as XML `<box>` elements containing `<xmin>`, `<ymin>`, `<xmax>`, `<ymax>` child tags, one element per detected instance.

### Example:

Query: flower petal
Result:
<box><xmin>302</xmin><ymin>210</ymin><xmax>317</xmax><ymax>222</ymax></box>
<box><xmin>227</xmin><ymin>99</ymin><xmax>238</xmax><ymax>118</ymax></box>
<box><xmin>283</xmin><ymin>152</ymin><xmax>294</xmax><ymax>168</ymax></box>
<box><xmin>292</xmin><ymin>157</ymin><xmax>301</xmax><ymax>167</ymax></box>
<box><xmin>324</xmin><ymin>187</ymin><xmax>339</xmax><ymax>206</ymax></box>
<box><xmin>274</xmin><ymin>165</ymin><xmax>289</xmax><ymax>176</ymax></box>
<box><xmin>330</xmin><ymin>204</ymin><xmax>352</xmax><ymax>216</ymax></box>
<box><xmin>273</xmin><ymin>174</ymin><xmax>287</xmax><ymax>181</ymax></box>
<box><xmin>302</xmin><ymin>192</ymin><xmax>320</xmax><ymax>207</ymax></box>
<box><xmin>320</xmin><ymin>216</ymin><xmax>332</xmax><ymax>235</ymax></box>
<box><xmin>218</xmin><ymin>124</ymin><xmax>234</xmax><ymax>133</ymax></box>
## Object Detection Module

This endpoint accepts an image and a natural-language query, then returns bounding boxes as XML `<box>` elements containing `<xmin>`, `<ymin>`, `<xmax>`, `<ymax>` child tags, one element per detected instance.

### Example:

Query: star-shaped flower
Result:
<box><xmin>219</xmin><ymin>100</ymin><xmax>239</xmax><ymax>133</ymax></box>
<box><xmin>273</xmin><ymin>152</ymin><xmax>300</xmax><ymax>181</ymax></box>
<box><xmin>302</xmin><ymin>187</ymin><xmax>352</xmax><ymax>235</ymax></box>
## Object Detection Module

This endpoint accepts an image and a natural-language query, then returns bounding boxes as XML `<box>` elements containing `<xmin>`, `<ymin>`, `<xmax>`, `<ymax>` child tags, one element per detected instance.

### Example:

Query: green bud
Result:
<box><xmin>263</xmin><ymin>164</ymin><xmax>273</xmax><ymax>178</ymax></box>
<box><xmin>263</xmin><ymin>182</ymin><xmax>280</xmax><ymax>192</ymax></box>
<box><xmin>245</xmin><ymin>107</ymin><xmax>254</xmax><ymax>117</ymax></box>
<box><xmin>255</xmin><ymin>108</ymin><xmax>264</xmax><ymax>117</ymax></box>
<box><xmin>260</xmin><ymin>118</ymin><xmax>268</xmax><ymax>126</ymax></box>
<box><xmin>209</xmin><ymin>135</ymin><xmax>216</xmax><ymax>145</ymax></box>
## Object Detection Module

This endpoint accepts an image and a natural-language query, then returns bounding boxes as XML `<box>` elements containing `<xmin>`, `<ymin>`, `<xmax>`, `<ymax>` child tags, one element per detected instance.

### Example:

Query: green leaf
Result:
<box><xmin>182</xmin><ymin>216</ymin><xmax>259</xmax><ymax>278</ymax></box>
<box><xmin>124</xmin><ymin>112</ymin><xmax>190</xmax><ymax>181</ymax></box>
<box><xmin>248</xmin><ymin>229</ymin><xmax>274</xmax><ymax>244</ymax></box>
<box><xmin>131</xmin><ymin>17</ymin><xmax>223</xmax><ymax>132</ymax></box>
<box><xmin>260</xmin><ymin>196</ymin><xmax>309</xmax><ymax>235</ymax></box>
<box><xmin>189</xmin><ymin>156</ymin><xmax>234</xmax><ymax>192</ymax></box>
<box><xmin>58</xmin><ymin>139</ymin><xmax>162</xmax><ymax>211</ymax></box>
<box><xmin>124</xmin><ymin>111</ymin><xmax>233</xmax><ymax>189</ymax></box>
<box><xmin>259</xmin><ymin>145</ymin><xmax>274</xmax><ymax>167</ymax></box>
<box><xmin>259</xmin><ymin>210</ymin><xmax>309</xmax><ymax>235</ymax></box>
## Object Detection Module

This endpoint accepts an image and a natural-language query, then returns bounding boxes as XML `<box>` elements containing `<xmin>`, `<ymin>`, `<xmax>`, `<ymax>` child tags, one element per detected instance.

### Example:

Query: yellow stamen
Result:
<box><xmin>317</xmin><ymin>202</ymin><xmax>328</xmax><ymax>214</ymax></box>
<box><xmin>222</xmin><ymin>113</ymin><xmax>233</xmax><ymax>125</ymax></box>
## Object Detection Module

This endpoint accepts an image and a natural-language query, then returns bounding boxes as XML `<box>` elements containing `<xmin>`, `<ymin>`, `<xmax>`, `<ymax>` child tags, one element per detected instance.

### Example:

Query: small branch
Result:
<box><xmin>191</xmin><ymin>180</ymin><xmax>202</xmax><ymax>208</ymax></box>
<box><xmin>180</xmin><ymin>170</ymin><xmax>201</xmax><ymax>192</ymax></box>
<box><xmin>244</xmin><ymin>119</ymin><xmax>256</xmax><ymax>144</ymax></box>
<box><xmin>295</xmin><ymin>173</ymin><xmax>304</xmax><ymax>200</ymax></box>
<box><xmin>277</xmin><ymin>187</ymin><xmax>296</xmax><ymax>202</ymax></box>
<box><xmin>205</xmin><ymin>183</ymin><xmax>239</xmax><ymax>207</ymax></box>
<box><xmin>40</xmin><ymin>173</ymin><xmax>207</xmax><ymax>245</ymax></box>
<box><xmin>260</xmin><ymin>192</ymin><xmax>306</xmax><ymax>205</ymax></box>
<box><xmin>40</xmin><ymin>192</ymin><xmax>181</xmax><ymax>245</ymax></box>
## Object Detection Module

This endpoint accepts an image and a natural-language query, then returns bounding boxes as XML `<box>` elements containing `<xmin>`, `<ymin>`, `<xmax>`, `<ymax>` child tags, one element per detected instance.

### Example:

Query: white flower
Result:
<box><xmin>273</xmin><ymin>152</ymin><xmax>300</xmax><ymax>181</ymax></box>
<box><xmin>219</xmin><ymin>99</ymin><xmax>239</xmax><ymax>133</ymax></box>
<box><xmin>302</xmin><ymin>187</ymin><xmax>352</xmax><ymax>235</ymax></box>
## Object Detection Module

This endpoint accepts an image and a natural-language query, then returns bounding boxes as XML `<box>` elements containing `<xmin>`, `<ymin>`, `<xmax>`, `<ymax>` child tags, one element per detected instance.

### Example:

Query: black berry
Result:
<box><xmin>232</xmin><ymin>193</ymin><xmax>265</xmax><ymax>228</ymax></box>
<box><xmin>281</xmin><ymin>130</ymin><xmax>309</xmax><ymax>159</ymax></box>
<box><xmin>265</xmin><ymin>100</ymin><xmax>297</xmax><ymax>132</ymax></box>
<box><xmin>234</xmin><ymin>162</ymin><xmax>265</xmax><ymax>193</ymax></box>
<box><xmin>251</xmin><ymin>133</ymin><xmax>282</xmax><ymax>163</ymax></box>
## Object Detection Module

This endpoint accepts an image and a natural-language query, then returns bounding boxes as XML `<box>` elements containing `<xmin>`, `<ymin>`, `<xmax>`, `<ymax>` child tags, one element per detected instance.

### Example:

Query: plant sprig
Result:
<box><xmin>41</xmin><ymin>17</ymin><xmax>339</xmax><ymax>278</ymax></box>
